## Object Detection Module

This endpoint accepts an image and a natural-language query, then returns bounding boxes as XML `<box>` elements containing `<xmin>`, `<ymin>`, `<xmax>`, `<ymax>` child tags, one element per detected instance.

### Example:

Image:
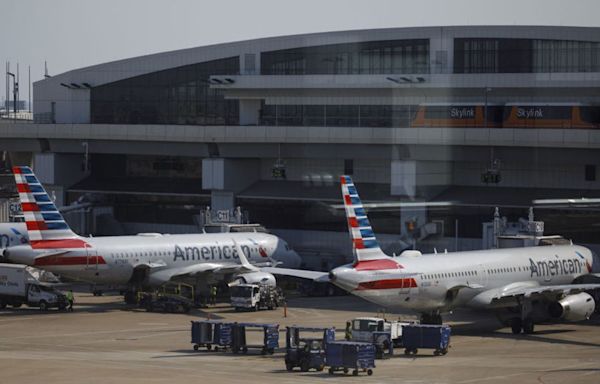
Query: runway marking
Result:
<box><xmin>137</xmin><ymin>322</ymin><xmax>169</xmax><ymax>326</ymax></box>
<box><xmin>0</xmin><ymin>317</ymin><xmax>36</xmax><ymax>322</ymax></box>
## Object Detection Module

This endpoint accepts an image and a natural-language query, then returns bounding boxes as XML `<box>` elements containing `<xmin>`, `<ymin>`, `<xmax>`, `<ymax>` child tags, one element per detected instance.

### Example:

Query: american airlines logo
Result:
<box><xmin>173</xmin><ymin>244</ymin><xmax>252</xmax><ymax>261</ymax></box>
<box><xmin>529</xmin><ymin>257</ymin><xmax>583</xmax><ymax>278</ymax></box>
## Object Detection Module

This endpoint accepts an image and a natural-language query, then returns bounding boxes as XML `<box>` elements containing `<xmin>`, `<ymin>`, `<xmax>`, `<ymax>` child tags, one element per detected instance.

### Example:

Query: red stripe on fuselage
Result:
<box><xmin>356</xmin><ymin>278</ymin><xmax>417</xmax><ymax>290</ymax></box>
<box><xmin>348</xmin><ymin>217</ymin><xmax>359</xmax><ymax>228</ymax></box>
<box><xmin>340</xmin><ymin>176</ymin><xmax>347</xmax><ymax>185</ymax></box>
<box><xmin>13</xmin><ymin>167</ymin><xmax>22</xmax><ymax>174</ymax></box>
<box><xmin>30</xmin><ymin>239</ymin><xmax>91</xmax><ymax>249</ymax></box>
<box><xmin>34</xmin><ymin>256</ymin><xmax>106</xmax><ymax>266</ymax></box>
<box><xmin>353</xmin><ymin>259</ymin><xmax>402</xmax><ymax>271</ymax></box>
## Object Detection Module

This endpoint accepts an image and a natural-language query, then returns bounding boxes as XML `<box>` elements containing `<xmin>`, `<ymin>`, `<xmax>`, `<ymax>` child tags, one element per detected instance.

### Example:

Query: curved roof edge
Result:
<box><xmin>36</xmin><ymin>25</ymin><xmax>600</xmax><ymax>87</ymax></box>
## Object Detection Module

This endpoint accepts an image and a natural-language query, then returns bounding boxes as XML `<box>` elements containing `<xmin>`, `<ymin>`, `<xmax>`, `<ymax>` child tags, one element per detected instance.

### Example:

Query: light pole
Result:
<box><xmin>6</xmin><ymin>71</ymin><xmax>16</xmax><ymax>117</ymax></box>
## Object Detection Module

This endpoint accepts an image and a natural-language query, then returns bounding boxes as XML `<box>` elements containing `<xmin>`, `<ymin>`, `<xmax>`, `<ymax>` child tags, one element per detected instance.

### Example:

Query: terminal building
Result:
<box><xmin>1</xmin><ymin>26</ymin><xmax>600</xmax><ymax>262</ymax></box>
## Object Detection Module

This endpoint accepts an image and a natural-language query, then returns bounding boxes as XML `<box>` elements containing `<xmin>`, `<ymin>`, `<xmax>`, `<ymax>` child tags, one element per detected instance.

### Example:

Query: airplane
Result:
<box><xmin>263</xmin><ymin>175</ymin><xmax>600</xmax><ymax>334</ymax></box>
<box><xmin>0</xmin><ymin>223</ymin><xmax>28</xmax><ymax>249</ymax></box>
<box><xmin>3</xmin><ymin>166</ymin><xmax>300</xmax><ymax>298</ymax></box>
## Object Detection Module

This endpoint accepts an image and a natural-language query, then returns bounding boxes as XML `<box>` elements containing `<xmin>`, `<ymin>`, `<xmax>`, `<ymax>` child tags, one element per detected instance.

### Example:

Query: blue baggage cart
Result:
<box><xmin>285</xmin><ymin>326</ymin><xmax>335</xmax><ymax>372</ymax></box>
<box><xmin>231</xmin><ymin>322</ymin><xmax>279</xmax><ymax>355</ymax></box>
<box><xmin>325</xmin><ymin>341</ymin><xmax>375</xmax><ymax>376</ymax></box>
<box><xmin>402</xmin><ymin>324</ymin><xmax>451</xmax><ymax>356</ymax></box>
<box><xmin>191</xmin><ymin>320</ymin><xmax>233</xmax><ymax>351</ymax></box>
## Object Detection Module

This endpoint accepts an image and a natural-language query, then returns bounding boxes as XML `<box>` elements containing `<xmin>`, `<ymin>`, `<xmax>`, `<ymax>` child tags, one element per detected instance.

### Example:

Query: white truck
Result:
<box><xmin>0</xmin><ymin>264</ymin><xmax>67</xmax><ymax>311</ymax></box>
<box><xmin>350</xmin><ymin>317</ymin><xmax>410</xmax><ymax>347</ymax></box>
<box><xmin>230</xmin><ymin>283</ymin><xmax>283</xmax><ymax>311</ymax></box>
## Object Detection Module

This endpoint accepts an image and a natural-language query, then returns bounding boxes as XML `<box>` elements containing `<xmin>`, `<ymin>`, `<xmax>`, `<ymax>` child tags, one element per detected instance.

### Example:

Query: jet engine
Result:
<box><xmin>548</xmin><ymin>292</ymin><xmax>595</xmax><ymax>322</ymax></box>
<box><xmin>229</xmin><ymin>272</ymin><xmax>276</xmax><ymax>287</ymax></box>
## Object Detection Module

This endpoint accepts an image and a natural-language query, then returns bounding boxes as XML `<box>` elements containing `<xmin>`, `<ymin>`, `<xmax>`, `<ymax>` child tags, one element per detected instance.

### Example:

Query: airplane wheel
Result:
<box><xmin>510</xmin><ymin>318</ymin><xmax>522</xmax><ymax>334</ymax></box>
<box><xmin>523</xmin><ymin>318</ymin><xmax>534</xmax><ymax>334</ymax></box>
<box><xmin>367</xmin><ymin>369</ymin><xmax>373</xmax><ymax>376</ymax></box>
<box><xmin>193</xmin><ymin>345</ymin><xmax>199</xmax><ymax>351</ymax></box>
<box><xmin>328</xmin><ymin>368</ymin><xmax>334</xmax><ymax>375</ymax></box>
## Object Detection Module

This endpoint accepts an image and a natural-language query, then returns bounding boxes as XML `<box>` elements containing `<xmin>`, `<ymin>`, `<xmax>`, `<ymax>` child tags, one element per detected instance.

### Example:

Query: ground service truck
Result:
<box><xmin>0</xmin><ymin>264</ymin><xmax>67</xmax><ymax>311</ymax></box>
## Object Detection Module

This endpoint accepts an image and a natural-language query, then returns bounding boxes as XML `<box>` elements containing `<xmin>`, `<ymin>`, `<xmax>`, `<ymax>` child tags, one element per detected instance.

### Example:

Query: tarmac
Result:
<box><xmin>0</xmin><ymin>292</ymin><xmax>599</xmax><ymax>384</ymax></box>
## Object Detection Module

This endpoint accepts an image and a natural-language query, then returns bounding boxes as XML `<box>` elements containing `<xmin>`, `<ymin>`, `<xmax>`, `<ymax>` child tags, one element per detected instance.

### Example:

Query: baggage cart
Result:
<box><xmin>285</xmin><ymin>326</ymin><xmax>335</xmax><ymax>372</ymax></box>
<box><xmin>325</xmin><ymin>341</ymin><xmax>375</xmax><ymax>376</ymax></box>
<box><xmin>191</xmin><ymin>320</ymin><xmax>233</xmax><ymax>351</ymax></box>
<box><xmin>231</xmin><ymin>322</ymin><xmax>279</xmax><ymax>355</ymax></box>
<box><xmin>402</xmin><ymin>324</ymin><xmax>451</xmax><ymax>356</ymax></box>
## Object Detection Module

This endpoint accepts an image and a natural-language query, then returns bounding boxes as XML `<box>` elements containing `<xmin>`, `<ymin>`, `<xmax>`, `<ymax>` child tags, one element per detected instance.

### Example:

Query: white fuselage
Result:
<box><xmin>331</xmin><ymin>245</ymin><xmax>594</xmax><ymax>312</ymax></box>
<box><xmin>6</xmin><ymin>231</ymin><xmax>299</xmax><ymax>285</ymax></box>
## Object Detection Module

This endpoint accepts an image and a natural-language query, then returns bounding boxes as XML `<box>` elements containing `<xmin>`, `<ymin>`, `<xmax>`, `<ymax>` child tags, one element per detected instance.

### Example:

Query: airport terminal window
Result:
<box><xmin>91</xmin><ymin>57</ymin><xmax>239</xmax><ymax>125</ymax></box>
<box><xmin>261</xmin><ymin>39</ymin><xmax>429</xmax><ymax>75</ymax></box>
<box><xmin>455</xmin><ymin>38</ymin><xmax>600</xmax><ymax>73</ymax></box>
<box><xmin>258</xmin><ymin>103</ymin><xmax>416</xmax><ymax>127</ymax></box>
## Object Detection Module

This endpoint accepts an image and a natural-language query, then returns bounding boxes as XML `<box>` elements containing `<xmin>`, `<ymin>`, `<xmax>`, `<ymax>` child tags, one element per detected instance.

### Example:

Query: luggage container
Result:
<box><xmin>325</xmin><ymin>341</ymin><xmax>375</xmax><ymax>376</ymax></box>
<box><xmin>231</xmin><ymin>322</ymin><xmax>279</xmax><ymax>355</ymax></box>
<box><xmin>402</xmin><ymin>324</ymin><xmax>451</xmax><ymax>356</ymax></box>
<box><xmin>191</xmin><ymin>320</ymin><xmax>233</xmax><ymax>351</ymax></box>
<box><xmin>284</xmin><ymin>326</ymin><xmax>335</xmax><ymax>372</ymax></box>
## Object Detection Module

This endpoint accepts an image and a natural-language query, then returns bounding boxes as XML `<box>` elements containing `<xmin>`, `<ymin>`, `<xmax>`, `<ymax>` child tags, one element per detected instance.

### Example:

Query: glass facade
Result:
<box><xmin>91</xmin><ymin>57</ymin><xmax>239</xmax><ymax>125</ymax></box>
<box><xmin>261</xmin><ymin>39</ymin><xmax>430</xmax><ymax>75</ymax></box>
<box><xmin>455</xmin><ymin>38</ymin><xmax>600</xmax><ymax>73</ymax></box>
<box><xmin>260</xmin><ymin>103</ymin><xmax>416</xmax><ymax>127</ymax></box>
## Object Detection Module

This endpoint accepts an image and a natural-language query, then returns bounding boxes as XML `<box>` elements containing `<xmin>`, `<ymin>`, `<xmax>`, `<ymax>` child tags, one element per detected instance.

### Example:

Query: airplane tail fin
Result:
<box><xmin>12</xmin><ymin>166</ymin><xmax>82</xmax><ymax>249</ymax></box>
<box><xmin>340</xmin><ymin>175</ymin><xmax>400</xmax><ymax>270</ymax></box>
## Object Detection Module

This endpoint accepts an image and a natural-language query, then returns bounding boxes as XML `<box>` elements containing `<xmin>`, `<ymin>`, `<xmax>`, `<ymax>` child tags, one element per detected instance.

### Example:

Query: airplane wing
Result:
<box><xmin>260</xmin><ymin>267</ymin><xmax>330</xmax><ymax>282</ymax></box>
<box><xmin>146</xmin><ymin>241</ymin><xmax>261</xmax><ymax>285</ymax></box>
<box><xmin>469</xmin><ymin>282</ymin><xmax>600</xmax><ymax>308</ymax></box>
<box><xmin>147</xmin><ymin>262</ymin><xmax>254</xmax><ymax>285</ymax></box>
<box><xmin>496</xmin><ymin>283</ymin><xmax>600</xmax><ymax>300</ymax></box>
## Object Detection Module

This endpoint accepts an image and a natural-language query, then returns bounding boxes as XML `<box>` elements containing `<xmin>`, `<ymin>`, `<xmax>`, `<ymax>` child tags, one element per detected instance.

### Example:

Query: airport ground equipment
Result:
<box><xmin>325</xmin><ymin>341</ymin><xmax>376</xmax><ymax>376</ymax></box>
<box><xmin>231</xmin><ymin>322</ymin><xmax>279</xmax><ymax>354</ymax></box>
<box><xmin>230</xmin><ymin>283</ymin><xmax>284</xmax><ymax>311</ymax></box>
<box><xmin>350</xmin><ymin>317</ymin><xmax>408</xmax><ymax>347</ymax></box>
<box><xmin>284</xmin><ymin>326</ymin><xmax>335</xmax><ymax>372</ymax></box>
<box><xmin>191</xmin><ymin>320</ymin><xmax>233</xmax><ymax>351</ymax></box>
<box><xmin>402</xmin><ymin>324</ymin><xmax>451</xmax><ymax>356</ymax></box>
<box><xmin>372</xmin><ymin>331</ymin><xmax>394</xmax><ymax>358</ymax></box>
<box><xmin>140</xmin><ymin>292</ymin><xmax>191</xmax><ymax>313</ymax></box>
<box><xmin>0</xmin><ymin>263</ymin><xmax>67</xmax><ymax>311</ymax></box>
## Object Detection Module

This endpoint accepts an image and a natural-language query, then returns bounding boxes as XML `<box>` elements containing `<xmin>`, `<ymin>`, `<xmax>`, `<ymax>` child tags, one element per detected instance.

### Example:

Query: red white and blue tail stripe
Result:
<box><xmin>13</xmin><ymin>166</ymin><xmax>85</xmax><ymax>249</ymax></box>
<box><xmin>340</xmin><ymin>175</ymin><xmax>400</xmax><ymax>270</ymax></box>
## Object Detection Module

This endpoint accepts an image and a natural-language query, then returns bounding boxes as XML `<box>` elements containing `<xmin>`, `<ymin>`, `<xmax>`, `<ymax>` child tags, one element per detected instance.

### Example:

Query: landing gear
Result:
<box><xmin>420</xmin><ymin>312</ymin><xmax>443</xmax><ymax>325</ymax></box>
<box><xmin>510</xmin><ymin>318</ymin><xmax>522</xmax><ymax>334</ymax></box>
<box><xmin>522</xmin><ymin>318</ymin><xmax>535</xmax><ymax>334</ymax></box>
<box><xmin>507</xmin><ymin>298</ymin><xmax>536</xmax><ymax>334</ymax></box>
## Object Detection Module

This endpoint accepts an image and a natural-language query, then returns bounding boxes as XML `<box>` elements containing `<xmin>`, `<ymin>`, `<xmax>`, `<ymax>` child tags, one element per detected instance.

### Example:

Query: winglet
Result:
<box><xmin>233</xmin><ymin>240</ymin><xmax>259</xmax><ymax>272</ymax></box>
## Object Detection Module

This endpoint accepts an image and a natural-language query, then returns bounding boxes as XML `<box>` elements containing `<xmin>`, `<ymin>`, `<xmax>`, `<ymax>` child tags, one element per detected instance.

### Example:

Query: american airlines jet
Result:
<box><xmin>264</xmin><ymin>175</ymin><xmax>600</xmax><ymax>334</ymax></box>
<box><xmin>4</xmin><ymin>166</ymin><xmax>300</xmax><ymax>293</ymax></box>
